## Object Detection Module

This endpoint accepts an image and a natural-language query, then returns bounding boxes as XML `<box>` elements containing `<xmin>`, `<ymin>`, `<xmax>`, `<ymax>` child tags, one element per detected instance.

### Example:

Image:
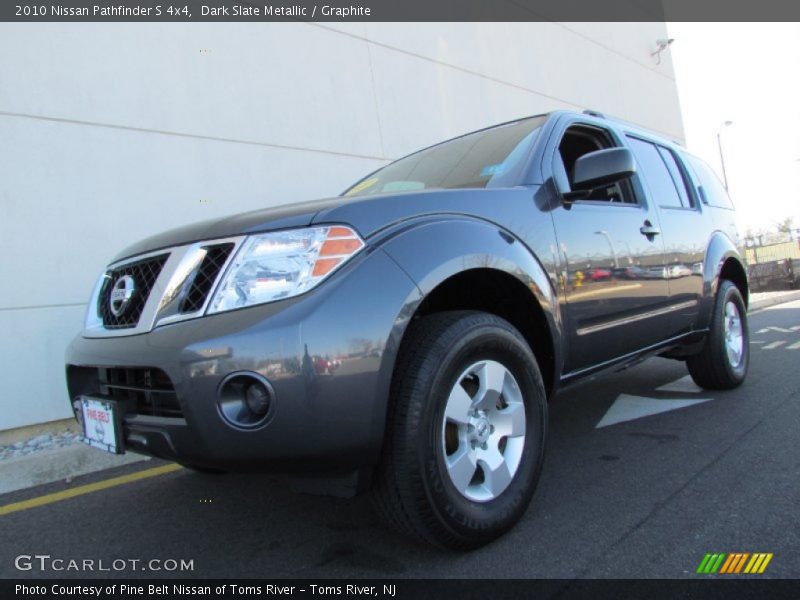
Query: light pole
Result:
<box><xmin>717</xmin><ymin>120</ymin><xmax>733</xmax><ymax>191</ymax></box>
<box><xmin>594</xmin><ymin>230</ymin><xmax>619</xmax><ymax>268</ymax></box>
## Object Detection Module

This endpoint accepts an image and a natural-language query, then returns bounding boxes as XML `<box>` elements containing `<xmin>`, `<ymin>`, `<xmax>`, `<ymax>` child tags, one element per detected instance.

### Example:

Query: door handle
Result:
<box><xmin>640</xmin><ymin>221</ymin><xmax>660</xmax><ymax>237</ymax></box>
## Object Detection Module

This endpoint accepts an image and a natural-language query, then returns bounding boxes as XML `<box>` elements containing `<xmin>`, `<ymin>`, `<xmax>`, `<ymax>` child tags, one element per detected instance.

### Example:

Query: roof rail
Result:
<box><xmin>583</xmin><ymin>109</ymin><xmax>606</xmax><ymax>119</ymax></box>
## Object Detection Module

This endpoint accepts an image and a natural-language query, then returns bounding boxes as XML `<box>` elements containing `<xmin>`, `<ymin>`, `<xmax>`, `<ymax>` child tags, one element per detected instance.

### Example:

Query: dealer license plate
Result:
<box><xmin>80</xmin><ymin>397</ymin><xmax>122</xmax><ymax>454</ymax></box>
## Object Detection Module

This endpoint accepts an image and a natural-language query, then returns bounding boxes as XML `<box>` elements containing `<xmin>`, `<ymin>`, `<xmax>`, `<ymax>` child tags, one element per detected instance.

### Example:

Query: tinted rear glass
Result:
<box><xmin>343</xmin><ymin>116</ymin><xmax>546</xmax><ymax>197</ymax></box>
<box><xmin>684</xmin><ymin>154</ymin><xmax>735</xmax><ymax>210</ymax></box>
<box><xmin>657</xmin><ymin>146</ymin><xmax>694</xmax><ymax>208</ymax></box>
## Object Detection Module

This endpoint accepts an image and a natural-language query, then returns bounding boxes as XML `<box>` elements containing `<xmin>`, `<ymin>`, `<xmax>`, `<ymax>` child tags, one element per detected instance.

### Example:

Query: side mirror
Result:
<box><xmin>565</xmin><ymin>148</ymin><xmax>636</xmax><ymax>202</ymax></box>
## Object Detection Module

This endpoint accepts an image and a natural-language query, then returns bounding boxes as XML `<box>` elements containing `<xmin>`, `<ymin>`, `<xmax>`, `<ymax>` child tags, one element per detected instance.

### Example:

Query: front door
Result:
<box><xmin>547</xmin><ymin>120</ymin><xmax>670</xmax><ymax>373</ymax></box>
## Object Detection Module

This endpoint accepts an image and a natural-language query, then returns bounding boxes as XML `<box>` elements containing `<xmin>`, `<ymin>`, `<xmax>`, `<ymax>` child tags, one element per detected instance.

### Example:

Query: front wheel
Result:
<box><xmin>687</xmin><ymin>280</ymin><xmax>749</xmax><ymax>390</ymax></box>
<box><xmin>371</xmin><ymin>311</ymin><xmax>547</xmax><ymax>549</ymax></box>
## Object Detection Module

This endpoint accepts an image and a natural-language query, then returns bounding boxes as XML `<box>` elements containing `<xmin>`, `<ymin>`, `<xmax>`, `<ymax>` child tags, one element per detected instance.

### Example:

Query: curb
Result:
<box><xmin>0</xmin><ymin>444</ymin><xmax>149</xmax><ymax>496</ymax></box>
<box><xmin>0</xmin><ymin>418</ymin><xmax>78</xmax><ymax>447</ymax></box>
<box><xmin>749</xmin><ymin>290</ymin><xmax>800</xmax><ymax>312</ymax></box>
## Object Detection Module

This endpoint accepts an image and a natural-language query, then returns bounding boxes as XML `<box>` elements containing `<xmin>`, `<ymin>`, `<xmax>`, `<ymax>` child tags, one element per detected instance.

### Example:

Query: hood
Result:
<box><xmin>113</xmin><ymin>187</ymin><xmax>535</xmax><ymax>264</ymax></box>
<box><xmin>112</xmin><ymin>196</ymin><xmax>348</xmax><ymax>262</ymax></box>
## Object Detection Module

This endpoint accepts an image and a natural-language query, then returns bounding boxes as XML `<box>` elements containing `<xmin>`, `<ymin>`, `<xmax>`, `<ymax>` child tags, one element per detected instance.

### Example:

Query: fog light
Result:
<box><xmin>217</xmin><ymin>372</ymin><xmax>276</xmax><ymax>429</ymax></box>
<box><xmin>245</xmin><ymin>382</ymin><xmax>271</xmax><ymax>417</ymax></box>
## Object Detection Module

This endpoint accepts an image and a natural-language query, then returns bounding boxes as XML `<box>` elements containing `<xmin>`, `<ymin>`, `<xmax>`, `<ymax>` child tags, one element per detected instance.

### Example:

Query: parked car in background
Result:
<box><xmin>667</xmin><ymin>264</ymin><xmax>693</xmax><ymax>279</ymax></box>
<box><xmin>588</xmin><ymin>267</ymin><xmax>613</xmax><ymax>281</ymax></box>
<box><xmin>67</xmin><ymin>110</ymin><xmax>749</xmax><ymax>549</ymax></box>
<box><xmin>612</xmin><ymin>265</ymin><xmax>649</xmax><ymax>280</ymax></box>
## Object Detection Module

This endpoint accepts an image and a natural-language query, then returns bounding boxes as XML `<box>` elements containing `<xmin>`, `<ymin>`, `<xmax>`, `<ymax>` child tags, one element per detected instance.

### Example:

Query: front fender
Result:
<box><xmin>376</xmin><ymin>215</ymin><xmax>563</xmax><ymax>381</ymax></box>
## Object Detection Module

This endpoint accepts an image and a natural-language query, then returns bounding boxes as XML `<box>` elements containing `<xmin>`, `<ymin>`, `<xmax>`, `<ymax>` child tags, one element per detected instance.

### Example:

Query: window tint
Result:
<box><xmin>684</xmin><ymin>154</ymin><xmax>735</xmax><ymax>210</ymax></box>
<box><xmin>626</xmin><ymin>137</ymin><xmax>685</xmax><ymax>208</ymax></box>
<box><xmin>657</xmin><ymin>146</ymin><xmax>694</xmax><ymax>208</ymax></box>
<box><xmin>342</xmin><ymin>116</ymin><xmax>546</xmax><ymax>197</ymax></box>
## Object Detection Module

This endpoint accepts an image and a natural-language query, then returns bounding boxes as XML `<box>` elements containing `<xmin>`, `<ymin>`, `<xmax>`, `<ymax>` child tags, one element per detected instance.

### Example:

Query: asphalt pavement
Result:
<box><xmin>2</xmin><ymin>301</ymin><xmax>799</xmax><ymax>579</ymax></box>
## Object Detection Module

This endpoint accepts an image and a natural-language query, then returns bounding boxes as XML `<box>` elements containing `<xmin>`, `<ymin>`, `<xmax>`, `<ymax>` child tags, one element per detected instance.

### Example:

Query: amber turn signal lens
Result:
<box><xmin>312</xmin><ymin>258</ymin><xmax>342</xmax><ymax>277</ymax></box>
<box><xmin>320</xmin><ymin>238</ymin><xmax>363</xmax><ymax>256</ymax></box>
<box><xmin>311</xmin><ymin>226</ymin><xmax>364</xmax><ymax>278</ymax></box>
<box><xmin>327</xmin><ymin>226</ymin><xmax>357</xmax><ymax>238</ymax></box>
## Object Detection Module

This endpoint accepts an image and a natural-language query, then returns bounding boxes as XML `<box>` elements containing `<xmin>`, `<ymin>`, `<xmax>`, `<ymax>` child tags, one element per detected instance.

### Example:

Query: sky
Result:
<box><xmin>667</xmin><ymin>22</ymin><xmax>800</xmax><ymax>236</ymax></box>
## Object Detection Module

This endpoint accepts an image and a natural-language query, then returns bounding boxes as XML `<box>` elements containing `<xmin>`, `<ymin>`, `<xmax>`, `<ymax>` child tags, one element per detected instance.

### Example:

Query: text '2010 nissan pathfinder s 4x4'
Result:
<box><xmin>66</xmin><ymin>110</ymin><xmax>749</xmax><ymax>549</ymax></box>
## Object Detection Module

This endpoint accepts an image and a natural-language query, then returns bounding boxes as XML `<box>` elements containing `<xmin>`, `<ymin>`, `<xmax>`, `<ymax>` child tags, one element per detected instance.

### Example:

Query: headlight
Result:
<box><xmin>207</xmin><ymin>225</ymin><xmax>364</xmax><ymax>314</ymax></box>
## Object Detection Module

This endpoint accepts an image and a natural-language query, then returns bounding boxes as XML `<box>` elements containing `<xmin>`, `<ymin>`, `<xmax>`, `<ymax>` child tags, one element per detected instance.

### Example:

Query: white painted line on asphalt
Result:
<box><xmin>656</xmin><ymin>375</ymin><xmax>704</xmax><ymax>394</ymax></box>
<box><xmin>595</xmin><ymin>394</ymin><xmax>711</xmax><ymax>428</ymax></box>
<box><xmin>787</xmin><ymin>341</ymin><xmax>800</xmax><ymax>350</ymax></box>
<box><xmin>763</xmin><ymin>341</ymin><xmax>787</xmax><ymax>350</ymax></box>
<box><xmin>756</xmin><ymin>326</ymin><xmax>795</xmax><ymax>334</ymax></box>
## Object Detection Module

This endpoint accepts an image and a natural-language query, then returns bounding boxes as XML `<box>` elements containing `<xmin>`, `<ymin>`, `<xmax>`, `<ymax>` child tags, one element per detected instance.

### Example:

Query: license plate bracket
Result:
<box><xmin>79</xmin><ymin>397</ymin><xmax>123</xmax><ymax>454</ymax></box>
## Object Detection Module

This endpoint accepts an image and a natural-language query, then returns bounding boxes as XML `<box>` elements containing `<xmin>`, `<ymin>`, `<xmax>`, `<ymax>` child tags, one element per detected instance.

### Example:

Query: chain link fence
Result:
<box><xmin>745</xmin><ymin>240</ymin><xmax>800</xmax><ymax>291</ymax></box>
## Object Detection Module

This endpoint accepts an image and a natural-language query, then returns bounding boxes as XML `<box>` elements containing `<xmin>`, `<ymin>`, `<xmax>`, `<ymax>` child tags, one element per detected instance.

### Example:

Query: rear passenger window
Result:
<box><xmin>626</xmin><ymin>136</ymin><xmax>688</xmax><ymax>209</ymax></box>
<box><xmin>685</xmin><ymin>154</ymin><xmax>735</xmax><ymax>210</ymax></box>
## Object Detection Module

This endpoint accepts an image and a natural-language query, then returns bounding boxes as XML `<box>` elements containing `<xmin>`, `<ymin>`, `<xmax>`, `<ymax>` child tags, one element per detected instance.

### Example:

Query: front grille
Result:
<box><xmin>99</xmin><ymin>367</ymin><xmax>183</xmax><ymax>418</ymax></box>
<box><xmin>98</xmin><ymin>255</ymin><xmax>168</xmax><ymax>329</ymax></box>
<box><xmin>179</xmin><ymin>243</ymin><xmax>235</xmax><ymax>313</ymax></box>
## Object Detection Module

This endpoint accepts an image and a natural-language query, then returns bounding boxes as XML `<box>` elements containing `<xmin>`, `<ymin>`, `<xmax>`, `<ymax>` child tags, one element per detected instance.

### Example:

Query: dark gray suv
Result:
<box><xmin>66</xmin><ymin>110</ymin><xmax>749</xmax><ymax>549</ymax></box>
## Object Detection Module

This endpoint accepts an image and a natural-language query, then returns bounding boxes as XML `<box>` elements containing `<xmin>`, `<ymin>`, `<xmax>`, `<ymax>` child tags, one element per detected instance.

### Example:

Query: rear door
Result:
<box><xmin>545</xmin><ymin>116</ymin><xmax>671</xmax><ymax>374</ymax></box>
<box><xmin>623</xmin><ymin>135</ymin><xmax>709</xmax><ymax>337</ymax></box>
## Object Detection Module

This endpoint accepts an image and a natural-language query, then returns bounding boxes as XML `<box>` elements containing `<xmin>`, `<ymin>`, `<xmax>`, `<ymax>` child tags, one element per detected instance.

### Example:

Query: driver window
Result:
<box><xmin>557</xmin><ymin>125</ymin><xmax>636</xmax><ymax>204</ymax></box>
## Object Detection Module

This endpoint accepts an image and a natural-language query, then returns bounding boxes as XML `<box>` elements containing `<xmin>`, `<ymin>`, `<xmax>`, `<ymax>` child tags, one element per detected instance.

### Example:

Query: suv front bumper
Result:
<box><xmin>65</xmin><ymin>248</ymin><xmax>420</xmax><ymax>473</ymax></box>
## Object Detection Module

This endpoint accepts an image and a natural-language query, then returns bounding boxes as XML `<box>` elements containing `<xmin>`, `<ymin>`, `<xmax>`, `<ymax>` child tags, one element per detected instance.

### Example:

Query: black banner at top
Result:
<box><xmin>3</xmin><ymin>0</ymin><xmax>800</xmax><ymax>22</ymax></box>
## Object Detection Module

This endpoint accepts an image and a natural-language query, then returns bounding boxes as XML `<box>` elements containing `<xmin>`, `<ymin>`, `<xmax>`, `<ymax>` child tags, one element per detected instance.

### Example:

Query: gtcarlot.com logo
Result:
<box><xmin>14</xmin><ymin>554</ymin><xmax>194</xmax><ymax>572</ymax></box>
<box><xmin>697</xmin><ymin>552</ymin><xmax>773</xmax><ymax>574</ymax></box>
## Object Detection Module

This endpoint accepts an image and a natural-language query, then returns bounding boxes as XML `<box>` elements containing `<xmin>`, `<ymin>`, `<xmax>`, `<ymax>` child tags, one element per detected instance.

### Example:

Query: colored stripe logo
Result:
<box><xmin>697</xmin><ymin>552</ymin><xmax>773</xmax><ymax>574</ymax></box>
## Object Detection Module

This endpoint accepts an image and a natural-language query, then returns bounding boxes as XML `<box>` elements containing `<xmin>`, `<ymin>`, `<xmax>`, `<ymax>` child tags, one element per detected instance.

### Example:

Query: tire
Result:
<box><xmin>371</xmin><ymin>311</ymin><xmax>548</xmax><ymax>550</ymax></box>
<box><xmin>687</xmin><ymin>280</ymin><xmax>749</xmax><ymax>390</ymax></box>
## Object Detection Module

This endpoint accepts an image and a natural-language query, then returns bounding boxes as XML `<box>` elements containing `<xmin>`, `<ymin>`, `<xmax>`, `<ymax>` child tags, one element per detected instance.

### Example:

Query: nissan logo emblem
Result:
<box><xmin>109</xmin><ymin>275</ymin><xmax>136</xmax><ymax>317</ymax></box>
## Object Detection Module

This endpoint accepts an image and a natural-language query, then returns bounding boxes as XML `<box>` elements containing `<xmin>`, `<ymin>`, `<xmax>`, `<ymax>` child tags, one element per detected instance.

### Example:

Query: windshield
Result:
<box><xmin>343</xmin><ymin>116</ymin><xmax>546</xmax><ymax>197</ymax></box>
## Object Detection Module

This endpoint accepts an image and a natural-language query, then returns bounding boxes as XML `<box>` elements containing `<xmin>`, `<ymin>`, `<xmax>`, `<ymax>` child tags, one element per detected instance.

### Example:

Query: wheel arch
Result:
<box><xmin>377</xmin><ymin>216</ymin><xmax>563</xmax><ymax>399</ymax></box>
<box><xmin>409</xmin><ymin>268</ymin><xmax>558</xmax><ymax>398</ymax></box>
<box><xmin>701</xmin><ymin>231</ymin><xmax>749</xmax><ymax>328</ymax></box>
<box><xmin>718</xmin><ymin>257</ymin><xmax>749</xmax><ymax>308</ymax></box>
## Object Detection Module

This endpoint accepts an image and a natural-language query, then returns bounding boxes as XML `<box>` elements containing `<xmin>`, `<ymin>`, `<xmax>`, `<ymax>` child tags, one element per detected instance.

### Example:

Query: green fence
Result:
<box><xmin>745</xmin><ymin>241</ymin><xmax>800</xmax><ymax>291</ymax></box>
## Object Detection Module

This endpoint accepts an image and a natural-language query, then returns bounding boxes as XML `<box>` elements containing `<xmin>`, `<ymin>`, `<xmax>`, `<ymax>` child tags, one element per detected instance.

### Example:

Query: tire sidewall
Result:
<box><xmin>715</xmin><ymin>281</ymin><xmax>749</xmax><ymax>382</ymax></box>
<box><xmin>412</xmin><ymin>320</ymin><xmax>546</xmax><ymax>545</ymax></box>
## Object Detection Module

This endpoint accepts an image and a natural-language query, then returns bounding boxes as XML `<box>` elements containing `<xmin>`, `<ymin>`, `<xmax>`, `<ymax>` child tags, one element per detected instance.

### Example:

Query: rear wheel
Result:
<box><xmin>687</xmin><ymin>280</ymin><xmax>749</xmax><ymax>390</ymax></box>
<box><xmin>371</xmin><ymin>311</ymin><xmax>547</xmax><ymax>549</ymax></box>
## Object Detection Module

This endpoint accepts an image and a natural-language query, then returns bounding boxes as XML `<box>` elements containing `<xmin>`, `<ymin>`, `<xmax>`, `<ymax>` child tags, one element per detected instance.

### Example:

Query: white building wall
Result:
<box><xmin>0</xmin><ymin>22</ymin><xmax>682</xmax><ymax>431</ymax></box>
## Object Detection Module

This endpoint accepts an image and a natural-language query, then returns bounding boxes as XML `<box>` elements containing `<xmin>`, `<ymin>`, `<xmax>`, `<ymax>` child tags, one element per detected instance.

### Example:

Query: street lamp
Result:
<box><xmin>594</xmin><ymin>230</ymin><xmax>619</xmax><ymax>268</ymax></box>
<box><xmin>717</xmin><ymin>120</ymin><xmax>733</xmax><ymax>191</ymax></box>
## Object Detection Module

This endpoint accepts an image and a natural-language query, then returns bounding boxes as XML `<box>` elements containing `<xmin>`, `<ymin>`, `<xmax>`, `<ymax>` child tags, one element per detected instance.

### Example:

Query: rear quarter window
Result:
<box><xmin>684</xmin><ymin>154</ymin><xmax>735</xmax><ymax>210</ymax></box>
